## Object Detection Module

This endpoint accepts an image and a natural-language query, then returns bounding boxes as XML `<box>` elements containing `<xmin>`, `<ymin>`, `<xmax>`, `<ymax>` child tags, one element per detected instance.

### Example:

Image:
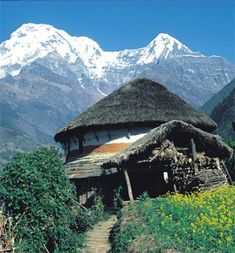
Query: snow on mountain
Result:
<box><xmin>1</xmin><ymin>23</ymin><xmax>235</xmax><ymax>106</ymax></box>
<box><xmin>0</xmin><ymin>23</ymin><xmax>204</xmax><ymax>80</ymax></box>
<box><xmin>0</xmin><ymin>24</ymin><xmax>103</xmax><ymax>78</ymax></box>
<box><xmin>137</xmin><ymin>33</ymin><xmax>202</xmax><ymax>64</ymax></box>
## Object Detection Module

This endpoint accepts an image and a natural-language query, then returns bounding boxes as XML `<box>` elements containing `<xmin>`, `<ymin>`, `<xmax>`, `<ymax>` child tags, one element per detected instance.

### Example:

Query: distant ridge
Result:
<box><xmin>201</xmin><ymin>79</ymin><xmax>235</xmax><ymax>115</ymax></box>
<box><xmin>211</xmin><ymin>88</ymin><xmax>235</xmax><ymax>140</ymax></box>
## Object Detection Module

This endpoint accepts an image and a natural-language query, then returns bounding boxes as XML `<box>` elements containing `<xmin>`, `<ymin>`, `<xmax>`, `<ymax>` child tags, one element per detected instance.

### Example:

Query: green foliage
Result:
<box><xmin>112</xmin><ymin>221</ymin><xmax>146</xmax><ymax>253</ymax></box>
<box><xmin>226</xmin><ymin>140</ymin><xmax>235</xmax><ymax>182</ymax></box>
<box><xmin>137</xmin><ymin>191</ymin><xmax>149</xmax><ymax>201</ymax></box>
<box><xmin>227</xmin><ymin>139</ymin><xmax>235</xmax><ymax>150</ymax></box>
<box><xmin>113</xmin><ymin>186</ymin><xmax>124</xmax><ymax>214</ymax></box>
<box><xmin>112</xmin><ymin>186</ymin><xmax>235</xmax><ymax>253</ymax></box>
<box><xmin>90</xmin><ymin>190</ymin><xmax>104</xmax><ymax>224</ymax></box>
<box><xmin>0</xmin><ymin>147</ymin><xmax>88</xmax><ymax>252</ymax></box>
<box><xmin>73</xmin><ymin>192</ymin><xmax>105</xmax><ymax>234</ymax></box>
<box><xmin>74</xmin><ymin>207</ymin><xmax>93</xmax><ymax>233</ymax></box>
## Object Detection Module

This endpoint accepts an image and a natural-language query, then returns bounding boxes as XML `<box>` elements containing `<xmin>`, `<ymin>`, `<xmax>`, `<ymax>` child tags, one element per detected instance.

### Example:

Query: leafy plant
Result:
<box><xmin>138</xmin><ymin>191</ymin><xmax>149</xmax><ymax>201</ymax></box>
<box><xmin>90</xmin><ymin>190</ymin><xmax>104</xmax><ymax>224</ymax></box>
<box><xmin>0</xmin><ymin>147</ymin><xmax>88</xmax><ymax>252</ymax></box>
<box><xmin>228</xmin><ymin>139</ymin><xmax>235</xmax><ymax>149</ymax></box>
<box><xmin>113</xmin><ymin>186</ymin><xmax>124</xmax><ymax>214</ymax></box>
<box><xmin>226</xmin><ymin>140</ymin><xmax>235</xmax><ymax>182</ymax></box>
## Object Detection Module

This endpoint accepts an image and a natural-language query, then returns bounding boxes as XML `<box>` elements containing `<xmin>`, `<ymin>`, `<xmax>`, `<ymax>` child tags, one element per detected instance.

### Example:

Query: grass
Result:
<box><xmin>111</xmin><ymin>186</ymin><xmax>235</xmax><ymax>253</ymax></box>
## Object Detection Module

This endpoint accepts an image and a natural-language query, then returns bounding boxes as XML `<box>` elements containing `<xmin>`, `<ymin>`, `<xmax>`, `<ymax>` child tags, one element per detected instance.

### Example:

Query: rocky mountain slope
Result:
<box><xmin>211</xmin><ymin>88</ymin><xmax>235</xmax><ymax>140</ymax></box>
<box><xmin>0</xmin><ymin>23</ymin><xmax>235</xmax><ymax>166</ymax></box>
<box><xmin>201</xmin><ymin>79</ymin><xmax>235</xmax><ymax>115</ymax></box>
<box><xmin>0</xmin><ymin>62</ymin><xmax>103</xmax><ymax>167</ymax></box>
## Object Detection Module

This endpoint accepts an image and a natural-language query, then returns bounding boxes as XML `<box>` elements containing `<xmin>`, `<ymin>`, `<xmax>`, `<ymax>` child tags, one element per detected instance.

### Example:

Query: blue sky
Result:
<box><xmin>0</xmin><ymin>0</ymin><xmax>234</xmax><ymax>63</ymax></box>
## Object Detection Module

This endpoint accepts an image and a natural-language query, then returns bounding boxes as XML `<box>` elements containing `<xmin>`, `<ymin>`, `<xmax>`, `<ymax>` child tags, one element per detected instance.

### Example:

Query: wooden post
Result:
<box><xmin>220</xmin><ymin>160</ymin><xmax>233</xmax><ymax>185</ymax></box>
<box><xmin>93</xmin><ymin>130</ymin><xmax>99</xmax><ymax>141</ymax></box>
<box><xmin>191</xmin><ymin>138</ymin><xmax>197</xmax><ymax>161</ymax></box>
<box><xmin>191</xmin><ymin>138</ymin><xmax>199</xmax><ymax>173</ymax></box>
<box><xmin>173</xmin><ymin>184</ymin><xmax>178</xmax><ymax>193</ymax></box>
<box><xmin>123</xmin><ymin>167</ymin><xmax>134</xmax><ymax>202</ymax></box>
<box><xmin>79</xmin><ymin>137</ymin><xmax>83</xmax><ymax>154</ymax></box>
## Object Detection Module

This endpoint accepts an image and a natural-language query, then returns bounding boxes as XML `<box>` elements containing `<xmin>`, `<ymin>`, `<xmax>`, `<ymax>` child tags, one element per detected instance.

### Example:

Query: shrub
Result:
<box><xmin>0</xmin><ymin>147</ymin><xmax>87</xmax><ymax>252</ymax></box>
<box><xmin>138</xmin><ymin>191</ymin><xmax>149</xmax><ymax>201</ymax></box>
<box><xmin>113</xmin><ymin>186</ymin><xmax>124</xmax><ymax>214</ymax></box>
<box><xmin>90</xmin><ymin>190</ymin><xmax>104</xmax><ymax>224</ymax></box>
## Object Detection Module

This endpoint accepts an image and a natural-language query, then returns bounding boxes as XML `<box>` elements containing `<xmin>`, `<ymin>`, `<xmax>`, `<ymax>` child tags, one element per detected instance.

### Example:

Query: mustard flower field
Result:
<box><xmin>111</xmin><ymin>186</ymin><xmax>235</xmax><ymax>253</ymax></box>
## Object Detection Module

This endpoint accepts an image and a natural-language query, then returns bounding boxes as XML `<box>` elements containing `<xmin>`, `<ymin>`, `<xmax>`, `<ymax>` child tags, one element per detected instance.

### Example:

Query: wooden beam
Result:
<box><xmin>127</xmin><ymin>130</ymin><xmax>131</xmax><ymax>139</ymax></box>
<box><xmin>191</xmin><ymin>138</ymin><xmax>197</xmax><ymax>161</ymax></box>
<box><xmin>93</xmin><ymin>130</ymin><xmax>99</xmax><ymax>142</ymax></box>
<box><xmin>79</xmin><ymin>137</ymin><xmax>83</xmax><ymax>154</ymax></box>
<box><xmin>123</xmin><ymin>167</ymin><xmax>134</xmax><ymax>202</ymax></box>
<box><xmin>107</xmin><ymin>128</ymin><xmax>111</xmax><ymax>140</ymax></box>
<box><xmin>191</xmin><ymin>138</ymin><xmax>199</xmax><ymax>173</ymax></box>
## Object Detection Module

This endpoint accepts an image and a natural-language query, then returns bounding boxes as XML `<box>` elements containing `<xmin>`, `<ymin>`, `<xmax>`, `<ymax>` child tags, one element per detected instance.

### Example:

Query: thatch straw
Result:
<box><xmin>102</xmin><ymin>120</ymin><xmax>233</xmax><ymax>169</ymax></box>
<box><xmin>55</xmin><ymin>78</ymin><xmax>216</xmax><ymax>142</ymax></box>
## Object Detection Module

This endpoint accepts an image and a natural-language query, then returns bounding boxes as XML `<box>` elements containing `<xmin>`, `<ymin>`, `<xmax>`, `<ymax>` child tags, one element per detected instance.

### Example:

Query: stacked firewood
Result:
<box><xmin>0</xmin><ymin>211</ymin><xmax>14</xmax><ymax>253</ymax></box>
<box><xmin>151</xmin><ymin>140</ymin><xmax>228</xmax><ymax>192</ymax></box>
<box><xmin>196</xmin><ymin>154</ymin><xmax>228</xmax><ymax>190</ymax></box>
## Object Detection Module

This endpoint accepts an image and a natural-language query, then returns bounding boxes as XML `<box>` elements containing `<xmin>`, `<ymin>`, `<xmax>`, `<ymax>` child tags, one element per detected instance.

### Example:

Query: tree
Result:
<box><xmin>0</xmin><ymin>147</ymin><xmax>84</xmax><ymax>252</ymax></box>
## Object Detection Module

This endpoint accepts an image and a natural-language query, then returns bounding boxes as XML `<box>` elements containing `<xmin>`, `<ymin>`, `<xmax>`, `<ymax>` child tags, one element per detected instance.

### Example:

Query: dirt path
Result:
<box><xmin>84</xmin><ymin>214</ymin><xmax>117</xmax><ymax>253</ymax></box>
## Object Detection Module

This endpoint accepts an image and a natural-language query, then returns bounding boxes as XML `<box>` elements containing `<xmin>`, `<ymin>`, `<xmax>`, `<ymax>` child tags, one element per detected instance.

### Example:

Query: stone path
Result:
<box><xmin>84</xmin><ymin>214</ymin><xmax>117</xmax><ymax>253</ymax></box>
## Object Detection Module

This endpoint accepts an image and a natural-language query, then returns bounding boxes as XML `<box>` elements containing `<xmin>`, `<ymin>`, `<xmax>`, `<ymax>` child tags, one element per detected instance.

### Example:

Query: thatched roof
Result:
<box><xmin>65</xmin><ymin>153</ymin><xmax>118</xmax><ymax>179</ymax></box>
<box><xmin>102</xmin><ymin>120</ymin><xmax>233</xmax><ymax>169</ymax></box>
<box><xmin>55</xmin><ymin>78</ymin><xmax>217</xmax><ymax>142</ymax></box>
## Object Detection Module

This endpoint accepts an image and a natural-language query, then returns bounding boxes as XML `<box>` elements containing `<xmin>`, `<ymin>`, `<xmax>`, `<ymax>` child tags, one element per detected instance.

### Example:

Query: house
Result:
<box><xmin>103</xmin><ymin>120</ymin><xmax>233</xmax><ymax>201</ymax></box>
<box><xmin>54</xmin><ymin>78</ymin><xmax>217</xmax><ymax>205</ymax></box>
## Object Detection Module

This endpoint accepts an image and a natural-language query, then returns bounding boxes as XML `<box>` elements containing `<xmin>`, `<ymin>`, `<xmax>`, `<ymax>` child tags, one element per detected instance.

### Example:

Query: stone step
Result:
<box><xmin>84</xmin><ymin>214</ymin><xmax>117</xmax><ymax>253</ymax></box>
<box><xmin>87</xmin><ymin>235</ymin><xmax>109</xmax><ymax>241</ymax></box>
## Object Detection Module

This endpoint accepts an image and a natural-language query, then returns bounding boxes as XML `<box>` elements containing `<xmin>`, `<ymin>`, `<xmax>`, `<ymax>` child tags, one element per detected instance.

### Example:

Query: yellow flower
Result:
<box><xmin>226</xmin><ymin>236</ymin><xmax>232</xmax><ymax>242</ymax></box>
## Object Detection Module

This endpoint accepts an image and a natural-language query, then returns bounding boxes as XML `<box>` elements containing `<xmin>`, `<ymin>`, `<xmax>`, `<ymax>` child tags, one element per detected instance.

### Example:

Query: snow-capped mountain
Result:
<box><xmin>1</xmin><ymin>23</ymin><xmax>234</xmax><ymax>104</ymax></box>
<box><xmin>1</xmin><ymin>23</ymin><xmax>200</xmax><ymax>80</ymax></box>
<box><xmin>0</xmin><ymin>23</ymin><xmax>234</xmax><ymax>166</ymax></box>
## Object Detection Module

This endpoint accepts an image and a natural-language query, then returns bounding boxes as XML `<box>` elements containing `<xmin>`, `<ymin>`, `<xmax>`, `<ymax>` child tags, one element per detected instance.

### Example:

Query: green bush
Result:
<box><xmin>0</xmin><ymin>147</ymin><xmax>88</xmax><ymax>252</ymax></box>
<box><xmin>227</xmin><ymin>140</ymin><xmax>235</xmax><ymax>150</ymax></box>
<box><xmin>90</xmin><ymin>190</ymin><xmax>104</xmax><ymax>224</ymax></box>
<box><xmin>113</xmin><ymin>186</ymin><xmax>124</xmax><ymax>214</ymax></box>
<box><xmin>138</xmin><ymin>191</ymin><xmax>149</xmax><ymax>201</ymax></box>
<box><xmin>226</xmin><ymin>140</ymin><xmax>235</xmax><ymax>182</ymax></box>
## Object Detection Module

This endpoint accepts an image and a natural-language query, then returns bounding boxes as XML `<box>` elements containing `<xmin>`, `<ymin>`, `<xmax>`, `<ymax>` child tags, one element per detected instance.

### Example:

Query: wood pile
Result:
<box><xmin>150</xmin><ymin>140</ymin><xmax>229</xmax><ymax>192</ymax></box>
<box><xmin>0</xmin><ymin>211</ymin><xmax>14</xmax><ymax>253</ymax></box>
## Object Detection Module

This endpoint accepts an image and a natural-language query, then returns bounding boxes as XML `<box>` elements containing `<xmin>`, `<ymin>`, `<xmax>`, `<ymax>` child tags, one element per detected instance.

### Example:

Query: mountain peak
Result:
<box><xmin>11</xmin><ymin>23</ymin><xmax>58</xmax><ymax>39</ymax></box>
<box><xmin>0</xmin><ymin>23</ymin><xmax>104</xmax><ymax>78</ymax></box>
<box><xmin>136</xmin><ymin>32</ymin><xmax>202</xmax><ymax>64</ymax></box>
<box><xmin>155</xmin><ymin>33</ymin><xmax>181</xmax><ymax>42</ymax></box>
<box><xmin>11</xmin><ymin>23</ymin><xmax>100</xmax><ymax>48</ymax></box>
<box><xmin>151</xmin><ymin>33</ymin><xmax>193</xmax><ymax>55</ymax></box>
